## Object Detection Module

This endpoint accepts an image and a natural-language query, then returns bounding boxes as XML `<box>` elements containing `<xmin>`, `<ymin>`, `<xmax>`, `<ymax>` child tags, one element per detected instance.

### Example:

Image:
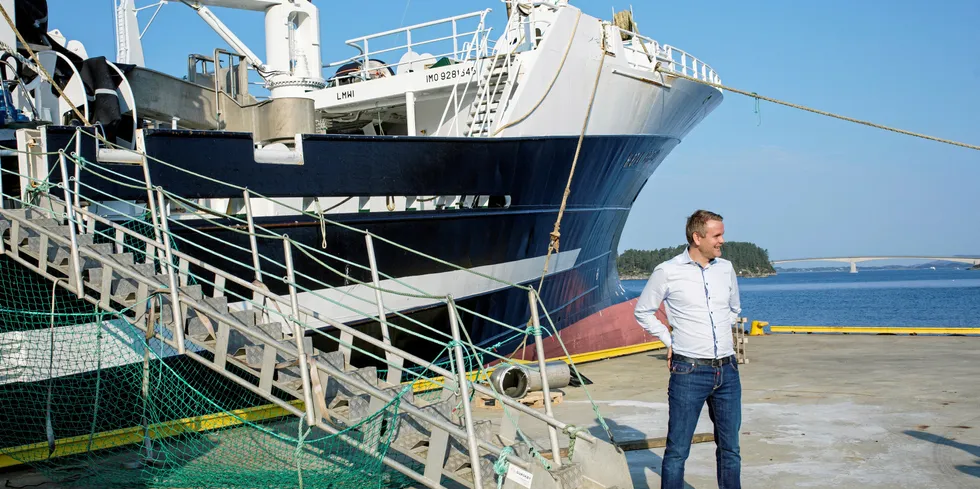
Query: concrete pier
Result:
<box><xmin>508</xmin><ymin>334</ymin><xmax>980</xmax><ymax>488</ymax></box>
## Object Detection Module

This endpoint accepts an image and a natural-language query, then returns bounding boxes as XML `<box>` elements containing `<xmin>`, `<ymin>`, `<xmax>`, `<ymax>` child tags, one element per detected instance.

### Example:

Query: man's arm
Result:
<box><xmin>634</xmin><ymin>266</ymin><xmax>671</xmax><ymax>348</ymax></box>
<box><xmin>729</xmin><ymin>264</ymin><xmax>742</xmax><ymax>326</ymax></box>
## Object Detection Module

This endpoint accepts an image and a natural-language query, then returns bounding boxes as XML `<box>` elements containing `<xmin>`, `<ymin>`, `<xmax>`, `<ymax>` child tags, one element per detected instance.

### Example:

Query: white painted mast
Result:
<box><xmin>114</xmin><ymin>0</ymin><xmax>145</xmax><ymax>66</ymax></box>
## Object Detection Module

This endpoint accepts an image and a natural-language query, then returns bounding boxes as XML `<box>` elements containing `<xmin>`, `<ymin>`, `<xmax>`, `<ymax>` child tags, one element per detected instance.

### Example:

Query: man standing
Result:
<box><xmin>634</xmin><ymin>210</ymin><xmax>742</xmax><ymax>489</ymax></box>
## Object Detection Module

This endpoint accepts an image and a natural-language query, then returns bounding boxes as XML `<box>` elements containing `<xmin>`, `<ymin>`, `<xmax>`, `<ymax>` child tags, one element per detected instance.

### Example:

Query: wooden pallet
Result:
<box><xmin>472</xmin><ymin>390</ymin><xmax>563</xmax><ymax>410</ymax></box>
<box><xmin>733</xmin><ymin>317</ymin><xmax>749</xmax><ymax>364</ymax></box>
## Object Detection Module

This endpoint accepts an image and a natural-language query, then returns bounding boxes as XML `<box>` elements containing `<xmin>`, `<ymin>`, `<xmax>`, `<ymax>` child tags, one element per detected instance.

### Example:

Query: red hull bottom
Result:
<box><xmin>507</xmin><ymin>299</ymin><xmax>669</xmax><ymax>362</ymax></box>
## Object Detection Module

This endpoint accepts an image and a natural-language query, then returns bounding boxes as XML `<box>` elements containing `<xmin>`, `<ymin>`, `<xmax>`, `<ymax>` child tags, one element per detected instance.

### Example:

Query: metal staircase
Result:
<box><xmin>0</xmin><ymin>191</ymin><xmax>631</xmax><ymax>488</ymax></box>
<box><xmin>465</xmin><ymin>52</ymin><xmax>519</xmax><ymax>137</ymax></box>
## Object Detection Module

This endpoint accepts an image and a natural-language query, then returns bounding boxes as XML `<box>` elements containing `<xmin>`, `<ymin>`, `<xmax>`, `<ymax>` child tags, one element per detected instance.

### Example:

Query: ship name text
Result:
<box><xmin>425</xmin><ymin>66</ymin><xmax>476</xmax><ymax>84</ymax></box>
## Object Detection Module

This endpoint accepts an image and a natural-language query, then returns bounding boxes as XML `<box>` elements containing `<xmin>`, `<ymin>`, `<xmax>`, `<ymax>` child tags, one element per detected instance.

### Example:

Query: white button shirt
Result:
<box><xmin>633</xmin><ymin>248</ymin><xmax>741</xmax><ymax>359</ymax></box>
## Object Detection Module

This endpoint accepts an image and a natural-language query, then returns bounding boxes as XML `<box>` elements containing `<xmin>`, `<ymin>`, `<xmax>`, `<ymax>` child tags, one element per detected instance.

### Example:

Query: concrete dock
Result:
<box><xmin>508</xmin><ymin>334</ymin><xmax>980</xmax><ymax>488</ymax></box>
<box><xmin>2</xmin><ymin>334</ymin><xmax>978</xmax><ymax>488</ymax></box>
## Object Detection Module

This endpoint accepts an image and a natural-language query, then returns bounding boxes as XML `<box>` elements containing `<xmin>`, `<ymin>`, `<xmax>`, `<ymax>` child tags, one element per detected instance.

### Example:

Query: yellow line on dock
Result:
<box><xmin>0</xmin><ymin>340</ymin><xmax>667</xmax><ymax>468</ymax></box>
<box><xmin>769</xmin><ymin>326</ymin><xmax>980</xmax><ymax>335</ymax></box>
<box><xmin>530</xmin><ymin>340</ymin><xmax>667</xmax><ymax>365</ymax></box>
<box><xmin>0</xmin><ymin>400</ymin><xmax>304</xmax><ymax>468</ymax></box>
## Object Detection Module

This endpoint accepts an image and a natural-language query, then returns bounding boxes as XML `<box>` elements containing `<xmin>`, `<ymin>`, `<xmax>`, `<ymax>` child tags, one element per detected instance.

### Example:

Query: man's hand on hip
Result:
<box><xmin>667</xmin><ymin>346</ymin><xmax>672</xmax><ymax>370</ymax></box>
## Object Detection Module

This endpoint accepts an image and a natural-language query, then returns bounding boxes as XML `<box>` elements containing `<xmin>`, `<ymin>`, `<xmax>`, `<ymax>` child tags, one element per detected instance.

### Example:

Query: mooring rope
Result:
<box><xmin>535</xmin><ymin>32</ymin><xmax>608</xmax><ymax>294</ymax></box>
<box><xmin>657</xmin><ymin>66</ymin><xmax>980</xmax><ymax>151</ymax></box>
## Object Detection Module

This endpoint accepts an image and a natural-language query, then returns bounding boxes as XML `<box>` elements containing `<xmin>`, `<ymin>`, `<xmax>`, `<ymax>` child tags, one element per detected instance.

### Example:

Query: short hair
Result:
<box><xmin>686</xmin><ymin>210</ymin><xmax>723</xmax><ymax>245</ymax></box>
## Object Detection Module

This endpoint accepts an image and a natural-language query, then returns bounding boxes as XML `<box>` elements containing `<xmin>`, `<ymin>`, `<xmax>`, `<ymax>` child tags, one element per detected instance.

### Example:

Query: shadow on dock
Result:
<box><xmin>589</xmin><ymin>417</ymin><xmax>697</xmax><ymax>489</ymax></box>
<box><xmin>903</xmin><ymin>430</ymin><xmax>980</xmax><ymax>479</ymax></box>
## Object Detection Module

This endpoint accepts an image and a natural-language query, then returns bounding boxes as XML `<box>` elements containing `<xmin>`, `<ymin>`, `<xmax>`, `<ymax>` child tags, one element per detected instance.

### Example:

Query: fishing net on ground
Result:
<box><xmin>0</xmin><ymin>250</ymin><xmax>408</xmax><ymax>488</ymax></box>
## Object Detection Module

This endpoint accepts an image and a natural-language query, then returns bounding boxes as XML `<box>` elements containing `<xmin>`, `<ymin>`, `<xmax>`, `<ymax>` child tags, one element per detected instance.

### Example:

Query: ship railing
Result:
<box><xmin>0</xmin><ymin>127</ymin><xmax>624</xmax><ymax>484</ymax></box>
<box><xmin>323</xmin><ymin>9</ymin><xmax>493</xmax><ymax>87</ymax></box>
<box><xmin>436</xmin><ymin>28</ymin><xmax>493</xmax><ymax>136</ymax></box>
<box><xmin>619</xmin><ymin>28</ymin><xmax>721</xmax><ymax>85</ymax></box>
<box><xmin>661</xmin><ymin>44</ymin><xmax>720</xmax><ymax>84</ymax></box>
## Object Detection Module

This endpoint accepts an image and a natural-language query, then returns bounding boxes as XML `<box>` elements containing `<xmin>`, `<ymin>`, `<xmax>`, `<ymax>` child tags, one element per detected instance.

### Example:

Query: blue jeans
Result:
<box><xmin>661</xmin><ymin>356</ymin><xmax>741</xmax><ymax>489</ymax></box>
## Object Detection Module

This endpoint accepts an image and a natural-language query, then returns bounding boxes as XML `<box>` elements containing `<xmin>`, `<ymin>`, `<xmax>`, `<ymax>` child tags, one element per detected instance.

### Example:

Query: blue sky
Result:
<box><xmin>46</xmin><ymin>0</ymin><xmax>980</xmax><ymax>262</ymax></box>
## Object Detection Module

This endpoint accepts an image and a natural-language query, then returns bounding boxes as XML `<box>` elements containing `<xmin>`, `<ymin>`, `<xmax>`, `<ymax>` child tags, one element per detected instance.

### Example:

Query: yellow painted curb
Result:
<box><xmin>769</xmin><ymin>326</ymin><xmax>980</xmax><ymax>335</ymax></box>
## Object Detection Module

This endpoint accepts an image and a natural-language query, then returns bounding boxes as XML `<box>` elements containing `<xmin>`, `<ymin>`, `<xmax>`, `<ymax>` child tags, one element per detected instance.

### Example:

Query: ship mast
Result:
<box><xmin>116</xmin><ymin>0</ymin><xmax>325</xmax><ymax>98</ymax></box>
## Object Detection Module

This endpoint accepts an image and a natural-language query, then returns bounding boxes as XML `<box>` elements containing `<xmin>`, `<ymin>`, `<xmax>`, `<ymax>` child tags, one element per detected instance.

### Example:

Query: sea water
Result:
<box><xmin>621</xmin><ymin>269</ymin><xmax>980</xmax><ymax>327</ymax></box>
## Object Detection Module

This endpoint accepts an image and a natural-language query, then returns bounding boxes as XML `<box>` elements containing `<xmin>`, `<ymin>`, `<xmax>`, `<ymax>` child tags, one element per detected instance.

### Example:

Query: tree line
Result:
<box><xmin>617</xmin><ymin>242</ymin><xmax>777</xmax><ymax>278</ymax></box>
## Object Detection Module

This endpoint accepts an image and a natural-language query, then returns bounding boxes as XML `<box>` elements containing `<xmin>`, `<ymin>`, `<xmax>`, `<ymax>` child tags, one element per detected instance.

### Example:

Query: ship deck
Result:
<box><xmin>2</xmin><ymin>334</ymin><xmax>978</xmax><ymax>488</ymax></box>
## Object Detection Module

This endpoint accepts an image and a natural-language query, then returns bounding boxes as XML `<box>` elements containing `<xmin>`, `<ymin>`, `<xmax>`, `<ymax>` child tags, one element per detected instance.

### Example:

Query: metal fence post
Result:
<box><xmin>242</xmin><ymin>190</ymin><xmax>270</xmax><ymax>325</ymax></box>
<box><xmin>136</xmin><ymin>136</ymin><xmax>165</xmax><ymax>266</ymax></box>
<box><xmin>283</xmin><ymin>236</ymin><xmax>316</xmax><ymax>422</ymax></box>
<box><xmin>365</xmin><ymin>234</ymin><xmax>403</xmax><ymax>385</ymax></box>
<box><xmin>56</xmin><ymin>151</ymin><xmax>84</xmax><ymax>295</ymax></box>
<box><xmin>447</xmin><ymin>295</ymin><xmax>484</xmax><ymax>489</ymax></box>
<box><xmin>155</xmin><ymin>188</ymin><xmax>185</xmax><ymax>354</ymax></box>
<box><xmin>243</xmin><ymin>190</ymin><xmax>262</xmax><ymax>282</ymax></box>
<box><xmin>528</xmin><ymin>289</ymin><xmax>562</xmax><ymax>465</ymax></box>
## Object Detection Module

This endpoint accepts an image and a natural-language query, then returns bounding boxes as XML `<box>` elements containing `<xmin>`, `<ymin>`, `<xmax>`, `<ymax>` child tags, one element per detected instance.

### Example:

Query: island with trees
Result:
<box><xmin>617</xmin><ymin>242</ymin><xmax>777</xmax><ymax>280</ymax></box>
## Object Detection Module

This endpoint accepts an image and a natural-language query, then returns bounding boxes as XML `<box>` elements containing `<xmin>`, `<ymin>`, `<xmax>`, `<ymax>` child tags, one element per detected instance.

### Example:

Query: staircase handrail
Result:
<box><xmin>0</xmin><ymin>179</ymin><xmax>573</xmax><ymax>462</ymax></box>
<box><xmin>435</xmin><ymin>16</ymin><xmax>494</xmax><ymax>136</ymax></box>
<box><xmin>0</xmin><ymin>199</ymin><xmax>535</xmax><ymax>486</ymax></box>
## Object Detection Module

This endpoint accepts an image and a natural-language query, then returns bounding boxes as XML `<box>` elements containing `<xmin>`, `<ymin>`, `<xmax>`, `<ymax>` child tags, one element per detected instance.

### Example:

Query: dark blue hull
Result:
<box><xmin>38</xmin><ymin>127</ymin><xmax>678</xmax><ymax>364</ymax></box>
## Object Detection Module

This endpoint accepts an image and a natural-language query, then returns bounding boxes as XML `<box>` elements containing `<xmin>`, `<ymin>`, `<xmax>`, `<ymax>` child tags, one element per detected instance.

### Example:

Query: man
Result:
<box><xmin>634</xmin><ymin>209</ymin><xmax>742</xmax><ymax>489</ymax></box>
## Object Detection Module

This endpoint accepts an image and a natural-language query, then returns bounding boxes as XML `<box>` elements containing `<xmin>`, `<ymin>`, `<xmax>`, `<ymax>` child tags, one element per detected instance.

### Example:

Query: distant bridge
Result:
<box><xmin>771</xmin><ymin>256</ymin><xmax>980</xmax><ymax>273</ymax></box>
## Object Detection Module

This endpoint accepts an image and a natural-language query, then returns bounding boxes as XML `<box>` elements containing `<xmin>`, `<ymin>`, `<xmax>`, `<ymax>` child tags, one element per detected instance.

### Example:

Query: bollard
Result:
<box><xmin>750</xmin><ymin>320</ymin><xmax>769</xmax><ymax>336</ymax></box>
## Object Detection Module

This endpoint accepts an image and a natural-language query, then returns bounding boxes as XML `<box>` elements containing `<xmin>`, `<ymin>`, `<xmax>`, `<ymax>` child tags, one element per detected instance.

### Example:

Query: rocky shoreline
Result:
<box><xmin>620</xmin><ymin>270</ymin><xmax>776</xmax><ymax>281</ymax></box>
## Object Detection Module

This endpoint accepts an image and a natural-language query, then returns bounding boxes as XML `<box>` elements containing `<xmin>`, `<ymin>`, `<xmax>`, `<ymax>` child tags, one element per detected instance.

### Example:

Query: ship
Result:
<box><xmin>0</xmin><ymin>0</ymin><xmax>722</xmax><ymax>380</ymax></box>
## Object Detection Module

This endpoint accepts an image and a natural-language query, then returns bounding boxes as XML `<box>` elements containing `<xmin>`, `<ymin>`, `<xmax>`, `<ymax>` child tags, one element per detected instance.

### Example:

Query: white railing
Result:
<box><xmin>619</xmin><ymin>29</ymin><xmax>720</xmax><ymax>85</ymax></box>
<box><xmin>323</xmin><ymin>10</ymin><xmax>493</xmax><ymax>86</ymax></box>
<box><xmin>436</xmin><ymin>32</ymin><xmax>494</xmax><ymax>136</ymax></box>
<box><xmin>661</xmin><ymin>44</ymin><xmax>720</xmax><ymax>84</ymax></box>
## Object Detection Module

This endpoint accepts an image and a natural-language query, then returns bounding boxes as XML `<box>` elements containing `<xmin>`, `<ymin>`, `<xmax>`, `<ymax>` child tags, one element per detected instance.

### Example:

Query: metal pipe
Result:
<box><xmin>184</xmin><ymin>3</ymin><xmax>266</xmax><ymax>70</ymax></box>
<box><xmin>242</xmin><ymin>190</ymin><xmax>261</xmax><ymax>282</ymax></box>
<box><xmin>213</xmin><ymin>48</ymin><xmax>223</xmax><ymax>128</ymax></box>
<box><xmin>365</xmin><ymin>234</ymin><xmax>401</xmax><ymax>385</ymax></box>
<box><xmin>447</xmin><ymin>295</ymin><xmax>484</xmax><ymax>488</ymax></box>
<box><xmin>283</xmin><ymin>236</ymin><xmax>316</xmax><ymax>422</ymax></box>
<box><xmin>155</xmin><ymin>188</ymin><xmax>186</xmax><ymax>354</ymax></box>
<box><xmin>405</xmin><ymin>91</ymin><xmax>417</xmax><ymax>136</ymax></box>
<box><xmin>56</xmin><ymin>151</ymin><xmax>84</xmax><ymax>295</ymax></box>
<box><xmin>72</xmin><ymin>133</ymin><xmax>81</xmax><ymax>211</ymax></box>
<box><xmin>529</xmin><ymin>289</ymin><xmax>562</xmax><ymax>465</ymax></box>
<box><xmin>137</xmin><ymin>148</ymin><xmax>165</xmax><ymax>266</ymax></box>
<box><xmin>341</xmin><ymin>9</ymin><xmax>490</xmax><ymax>49</ymax></box>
